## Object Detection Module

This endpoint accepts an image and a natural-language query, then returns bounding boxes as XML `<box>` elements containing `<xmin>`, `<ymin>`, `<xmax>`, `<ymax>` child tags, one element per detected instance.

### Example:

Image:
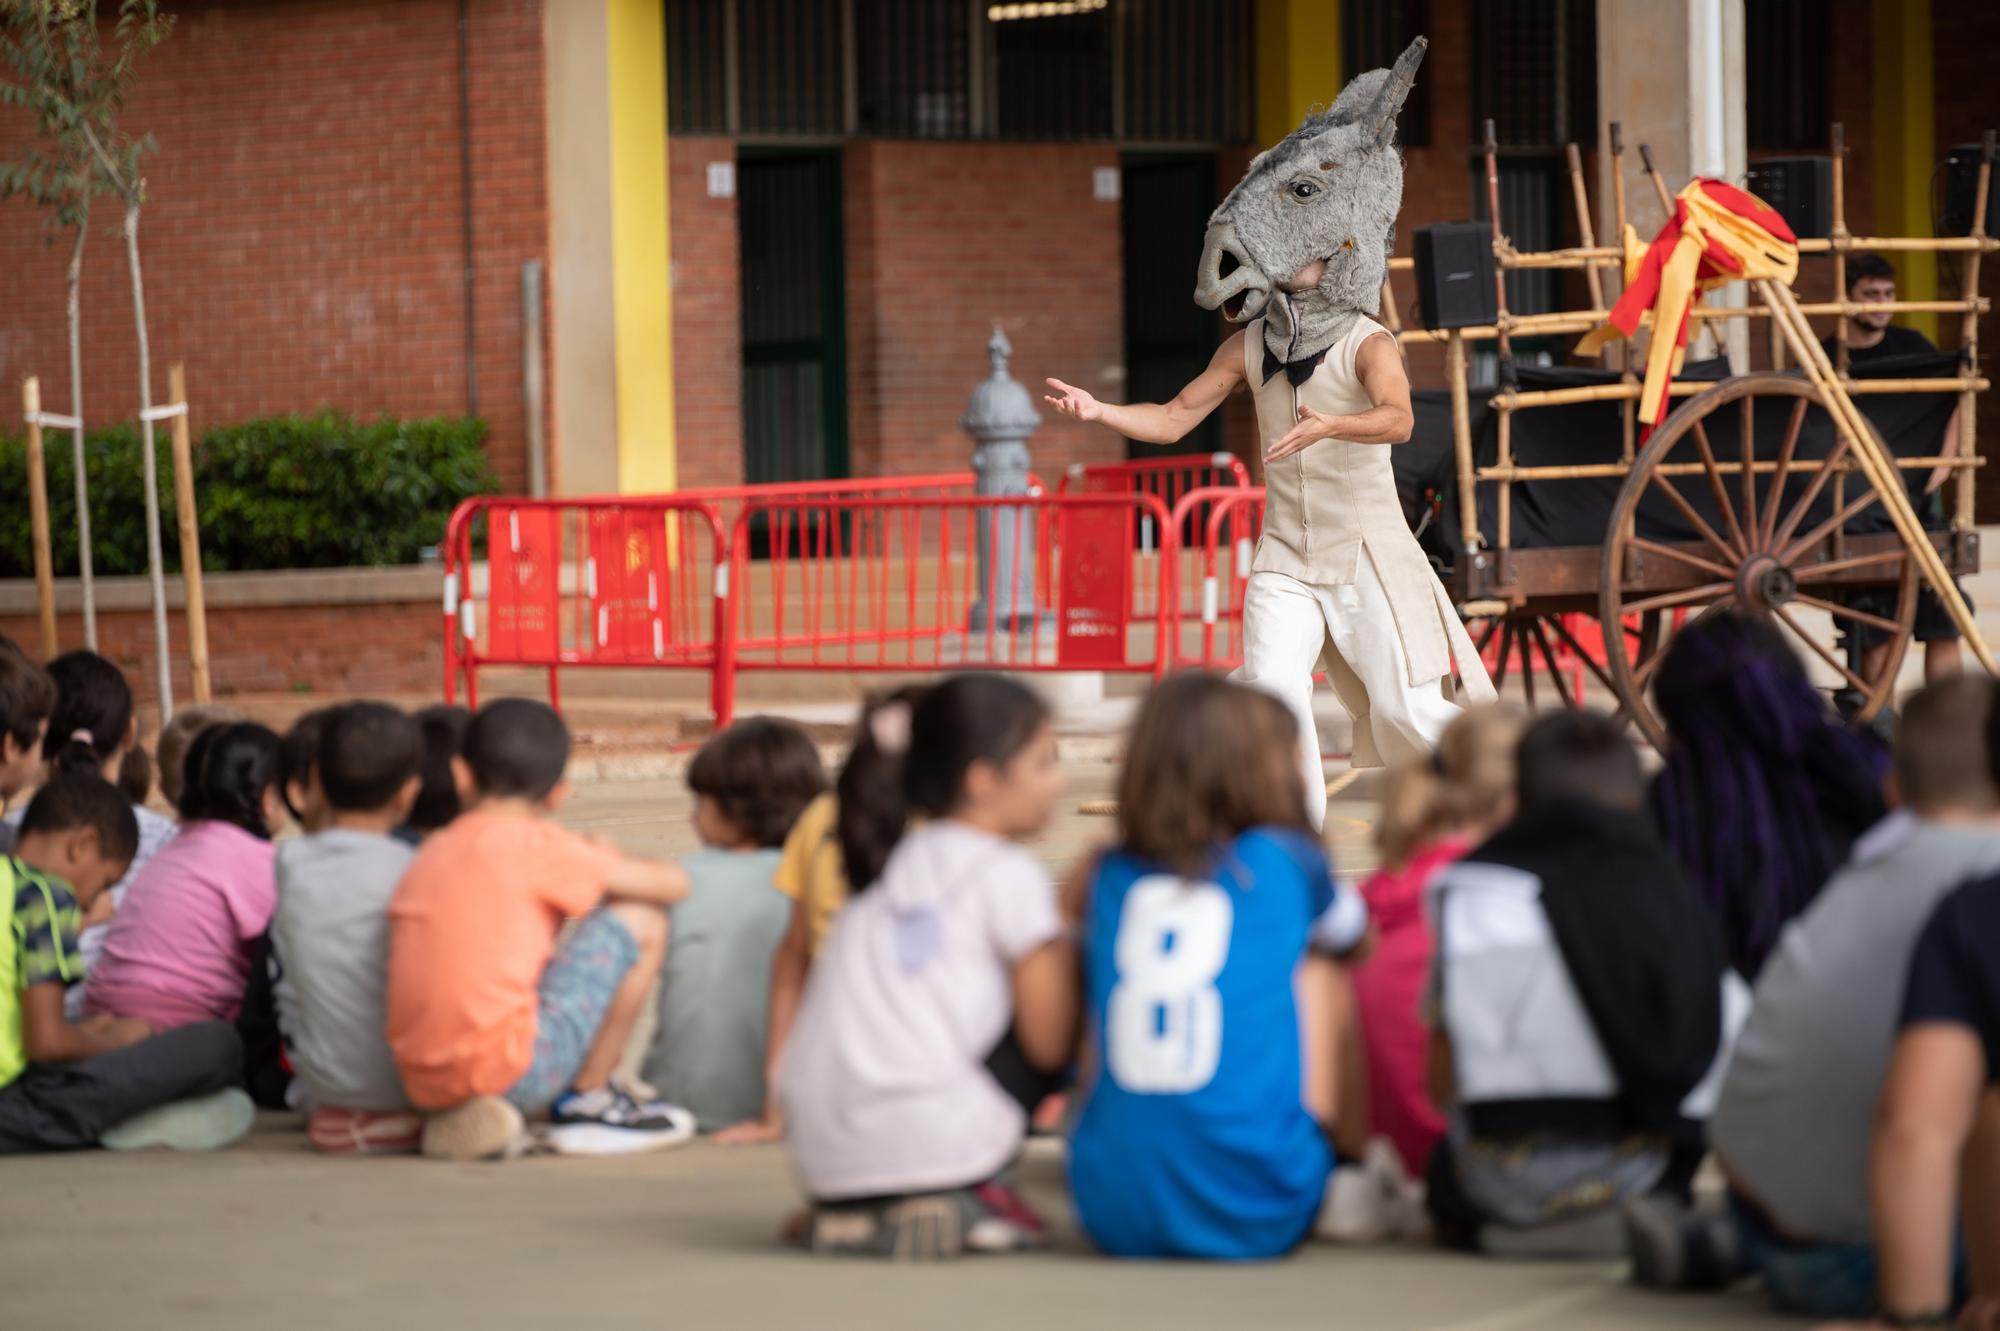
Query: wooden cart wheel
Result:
<box><xmin>1471</xmin><ymin>612</ymin><xmax>1589</xmax><ymax>710</ymax></box>
<box><xmin>1600</xmin><ymin>373</ymin><xmax>1918</xmax><ymax>749</ymax></box>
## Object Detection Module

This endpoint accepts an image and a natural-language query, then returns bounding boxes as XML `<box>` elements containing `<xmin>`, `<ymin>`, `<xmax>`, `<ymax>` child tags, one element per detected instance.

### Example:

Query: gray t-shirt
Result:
<box><xmin>1710</xmin><ymin>814</ymin><xmax>2000</xmax><ymax>1245</ymax></box>
<box><xmin>640</xmin><ymin>847</ymin><xmax>790</xmax><ymax>1131</ymax></box>
<box><xmin>271</xmin><ymin>827</ymin><xmax>416</xmax><ymax>1112</ymax></box>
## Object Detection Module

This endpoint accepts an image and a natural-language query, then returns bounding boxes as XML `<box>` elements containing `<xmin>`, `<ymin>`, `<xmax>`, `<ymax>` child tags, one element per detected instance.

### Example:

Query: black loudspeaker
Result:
<box><xmin>1414</xmin><ymin>222</ymin><xmax>1497</xmax><ymax>330</ymax></box>
<box><xmin>1746</xmin><ymin>157</ymin><xmax>1834</xmax><ymax>240</ymax></box>
<box><xmin>1944</xmin><ymin>143</ymin><xmax>2000</xmax><ymax>237</ymax></box>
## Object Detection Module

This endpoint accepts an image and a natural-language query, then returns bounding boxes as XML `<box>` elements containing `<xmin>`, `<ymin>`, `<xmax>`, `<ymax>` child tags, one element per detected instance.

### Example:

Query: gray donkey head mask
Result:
<box><xmin>1194</xmin><ymin>37</ymin><xmax>1426</xmax><ymax>368</ymax></box>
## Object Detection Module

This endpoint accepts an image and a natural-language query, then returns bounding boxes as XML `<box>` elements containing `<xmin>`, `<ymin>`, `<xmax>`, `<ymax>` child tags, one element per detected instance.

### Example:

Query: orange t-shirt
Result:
<box><xmin>386</xmin><ymin>809</ymin><xmax>624</xmax><ymax>1109</ymax></box>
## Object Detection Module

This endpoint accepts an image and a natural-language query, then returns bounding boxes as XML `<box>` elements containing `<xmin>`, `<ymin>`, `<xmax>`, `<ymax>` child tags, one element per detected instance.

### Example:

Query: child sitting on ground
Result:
<box><xmin>387</xmin><ymin>698</ymin><xmax>694</xmax><ymax>1161</ymax></box>
<box><xmin>1067</xmin><ymin>673</ymin><xmax>1371</xmax><ymax>1260</ymax></box>
<box><xmin>0</xmin><ymin>771</ymin><xmax>252</xmax><ymax>1153</ymax></box>
<box><xmin>639</xmin><ymin>717</ymin><xmax>825</xmax><ymax>1132</ymax></box>
<box><xmin>1845</xmin><ymin>868</ymin><xmax>2000</xmax><ymax>1330</ymax></box>
<box><xmin>1629</xmin><ymin>677</ymin><xmax>2000</xmax><ymax>1318</ymax></box>
<box><xmin>2</xmin><ymin>653</ymin><xmax>181</xmax><ymax>997</ymax></box>
<box><xmin>1351</xmin><ymin>705</ymin><xmax>1524</xmax><ymax>1184</ymax></box>
<box><xmin>713</xmin><ymin>685</ymin><xmax>928</xmax><ymax>1145</ymax></box>
<box><xmin>779</xmin><ymin>674</ymin><xmax>1073</xmax><ymax>1258</ymax></box>
<box><xmin>84</xmin><ymin>723</ymin><xmax>285</xmax><ymax>1033</ymax></box>
<box><xmin>271</xmin><ymin>702</ymin><xmax>426</xmax><ymax>1155</ymax></box>
<box><xmin>0</xmin><ymin>637</ymin><xmax>55</xmax><ymax>834</ymax></box>
<box><xmin>275</xmin><ymin>708</ymin><xmax>333</xmax><ymax>834</ymax></box>
<box><xmin>155</xmin><ymin>703</ymin><xmax>246</xmax><ymax>815</ymax></box>
<box><xmin>395</xmin><ymin>704</ymin><xmax>472</xmax><ymax>845</ymax></box>
<box><xmin>1426</xmin><ymin>710</ymin><xmax>1746</xmax><ymax>1256</ymax></box>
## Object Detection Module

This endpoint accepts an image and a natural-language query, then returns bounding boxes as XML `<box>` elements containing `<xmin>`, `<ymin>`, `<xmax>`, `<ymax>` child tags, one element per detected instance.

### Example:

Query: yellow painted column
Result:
<box><xmin>1255</xmin><ymin>0</ymin><xmax>1342</xmax><ymax>148</ymax></box>
<box><xmin>1871</xmin><ymin>0</ymin><xmax>1937</xmax><ymax>343</ymax></box>
<box><xmin>606</xmin><ymin>0</ymin><xmax>677</xmax><ymax>493</ymax></box>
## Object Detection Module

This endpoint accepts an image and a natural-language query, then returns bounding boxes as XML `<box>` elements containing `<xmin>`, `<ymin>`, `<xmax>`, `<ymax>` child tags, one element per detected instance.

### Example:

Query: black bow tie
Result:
<box><xmin>1261</xmin><ymin>344</ymin><xmax>1328</xmax><ymax>387</ymax></box>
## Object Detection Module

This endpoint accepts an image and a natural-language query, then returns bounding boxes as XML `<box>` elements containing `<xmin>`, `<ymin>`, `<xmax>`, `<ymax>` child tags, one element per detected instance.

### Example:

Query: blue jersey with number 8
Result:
<box><xmin>1068</xmin><ymin>827</ymin><xmax>1349</xmax><ymax>1260</ymax></box>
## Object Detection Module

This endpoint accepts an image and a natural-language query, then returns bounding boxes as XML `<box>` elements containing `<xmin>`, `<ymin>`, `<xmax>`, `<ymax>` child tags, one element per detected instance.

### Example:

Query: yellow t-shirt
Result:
<box><xmin>774</xmin><ymin>793</ymin><xmax>851</xmax><ymax>957</ymax></box>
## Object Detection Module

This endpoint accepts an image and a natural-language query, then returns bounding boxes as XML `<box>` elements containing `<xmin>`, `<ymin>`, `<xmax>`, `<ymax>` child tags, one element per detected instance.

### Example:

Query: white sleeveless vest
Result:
<box><xmin>1242</xmin><ymin>316</ymin><xmax>1489</xmax><ymax>693</ymax></box>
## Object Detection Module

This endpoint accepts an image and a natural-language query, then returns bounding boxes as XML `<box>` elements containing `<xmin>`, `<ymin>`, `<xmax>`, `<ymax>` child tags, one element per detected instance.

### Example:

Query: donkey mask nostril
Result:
<box><xmin>1218</xmin><ymin>250</ymin><xmax>1241</xmax><ymax>280</ymax></box>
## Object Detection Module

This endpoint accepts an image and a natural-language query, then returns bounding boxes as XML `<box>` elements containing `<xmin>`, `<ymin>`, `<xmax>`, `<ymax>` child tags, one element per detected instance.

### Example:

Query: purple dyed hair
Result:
<box><xmin>1652</xmin><ymin>611</ymin><xmax>1890</xmax><ymax>977</ymax></box>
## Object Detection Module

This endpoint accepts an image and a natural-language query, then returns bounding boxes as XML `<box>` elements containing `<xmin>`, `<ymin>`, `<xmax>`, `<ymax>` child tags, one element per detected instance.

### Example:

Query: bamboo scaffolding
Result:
<box><xmin>1958</xmin><ymin>132</ymin><xmax>1994</xmax><ymax>531</ymax></box>
<box><xmin>1477</xmin><ymin>455</ymin><xmax>1982</xmax><ymax>483</ymax></box>
<box><xmin>1494</xmin><ymin>377</ymin><xmax>1987</xmax><ymax>411</ymax></box>
<box><xmin>1833</xmin><ymin>124</ymin><xmax>1851</xmax><ymax>376</ymax></box>
<box><xmin>1760</xmin><ymin>273</ymin><xmax>1995</xmax><ymax>672</ymax></box>
<box><xmin>1566</xmin><ymin>142</ymin><xmax>1607</xmax><ymax>311</ymax></box>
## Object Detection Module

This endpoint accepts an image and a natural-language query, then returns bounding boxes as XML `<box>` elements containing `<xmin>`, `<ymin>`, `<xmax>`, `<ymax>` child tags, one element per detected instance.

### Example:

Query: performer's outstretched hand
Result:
<box><xmin>1044</xmin><ymin>378</ymin><xmax>1103</xmax><ymax>423</ymax></box>
<box><xmin>1266</xmin><ymin>404</ymin><xmax>1340</xmax><ymax>462</ymax></box>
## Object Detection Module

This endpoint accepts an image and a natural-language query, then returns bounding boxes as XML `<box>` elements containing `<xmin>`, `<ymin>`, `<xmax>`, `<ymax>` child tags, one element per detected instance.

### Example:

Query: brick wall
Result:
<box><xmin>669</xmin><ymin>136</ymin><xmax>744</xmax><ymax>491</ymax></box>
<box><xmin>0</xmin><ymin>601</ymin><xmax>440</xmax><ymax>703</ymax></box>
<box><xmin>844</xmin><ymin>141</ymin><xmax>1127</xmax><ymax>478</ymax></box>
<box><xmin>0</xmin><ymin>0</ymin><xmax>549</xmax><ymax>491</ymax></box>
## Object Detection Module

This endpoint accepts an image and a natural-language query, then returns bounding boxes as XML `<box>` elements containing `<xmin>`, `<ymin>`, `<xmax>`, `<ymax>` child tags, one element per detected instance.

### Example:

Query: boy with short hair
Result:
<box><xmin>640</xmin><ymin>717</ymin><xmax>826</xmax><ymax>1131</ymax></box>
<box><xmin>1629</xmin><ymin>677</ymin><xmax>2000</xmax><ymax>1316</ymax></box>
<box><xmin>0</xmin><ymin>637</ymin><xmax>56</xmax><ymax>842</ymax></box>
<box><xmin>1425</xmin><ymin>711</ymin><xmax>1744</xmax><ymax>1255</ymax></box>
<box><xmin>0</xmin><ymin>772</ymin><xmax>250</xmax><ymax>1152</ymax></box>
<box><xmin>388</xmin><ymin>698</ymin><xmax>696</xmax><ymax>1160</ymax></box>
<box><xmin>272</xmin><ymin>701</ymin><xmax>426</xmax><ymax>1154</ymax></box>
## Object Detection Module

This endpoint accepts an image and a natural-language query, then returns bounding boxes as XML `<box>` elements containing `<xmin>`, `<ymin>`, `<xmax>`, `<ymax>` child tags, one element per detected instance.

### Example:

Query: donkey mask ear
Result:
<box><xmin>1367</xmin><ymin>36</ymin><xmax>1428</xmax><ymax>148</ymax></box>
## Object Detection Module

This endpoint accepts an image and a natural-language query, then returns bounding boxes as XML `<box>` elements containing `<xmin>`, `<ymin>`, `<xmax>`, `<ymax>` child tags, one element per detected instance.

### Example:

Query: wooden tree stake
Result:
<box><xmin>20</xmin><ymin>377</ymin><xmax>57</xmax><ymax>657</ymax></box>
<box><xmin>167</xmin><ymin>363</ymin><xmax>209</xmax><ymax>703</ymax></box>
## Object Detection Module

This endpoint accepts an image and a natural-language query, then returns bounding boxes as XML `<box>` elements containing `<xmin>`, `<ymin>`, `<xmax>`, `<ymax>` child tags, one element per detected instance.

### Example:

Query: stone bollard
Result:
<box><xmin>963</xmin><ymin>325</ymin><xmax>1041</xmax><ymax>632</ymax></box>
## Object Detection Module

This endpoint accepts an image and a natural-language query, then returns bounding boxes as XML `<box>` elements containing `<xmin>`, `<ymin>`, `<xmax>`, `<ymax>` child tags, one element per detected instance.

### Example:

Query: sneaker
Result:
<box><xmin>100</xmin><ymin>1087</ymin><xmax>255</xmax><ymax>1152</ymax></box>
<box><xmin>1622</xmin><ymin>1195</ymin><xmax>1741</xmax><ymax>1290</ymax></box>
<box><xmin>966</xmin><ymin>1180</ymin><xmax>1048</xmax><ymax>1253</ymax></box>
<box><xmin>420</xmin><ymin>1096</ymin><xmax>529</xmax><ymax>1162</ymax></box>
<box><xmin>810</xmin><ymin>1194</ymin><xmax>966</xmax><ymax>1261</ymax></box>
<box><xmin>551</xmin><ymin>1077</ymin><xmax>697</xmax><ymax>1133</ymax></box>
<box><xmin>308</xmin><ymin>1108</ymin><xmax>424</xmax><ymax>1156</ymax></box>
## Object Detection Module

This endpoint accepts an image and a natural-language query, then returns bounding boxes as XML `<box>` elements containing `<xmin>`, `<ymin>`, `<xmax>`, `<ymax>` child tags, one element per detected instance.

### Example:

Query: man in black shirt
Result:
<box><xmin>1828</xmin><ymin>254</ymin><xmax>1968</xmax><ymax>688</ymax></box>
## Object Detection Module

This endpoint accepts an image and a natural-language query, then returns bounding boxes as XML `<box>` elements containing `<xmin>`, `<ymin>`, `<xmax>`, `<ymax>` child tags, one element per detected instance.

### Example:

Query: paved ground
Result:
<box><xmin>0</xmin><ymin>759</ymin><xmax>1801</xmax><ymax>1331</ymax></box>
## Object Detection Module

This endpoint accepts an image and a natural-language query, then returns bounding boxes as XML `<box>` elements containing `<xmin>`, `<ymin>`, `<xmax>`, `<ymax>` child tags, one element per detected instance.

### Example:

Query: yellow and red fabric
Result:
<box><xmin>1576</xmin><ymin>179</ymin><xmax>1799</xmax><ymax>432</ymax></box>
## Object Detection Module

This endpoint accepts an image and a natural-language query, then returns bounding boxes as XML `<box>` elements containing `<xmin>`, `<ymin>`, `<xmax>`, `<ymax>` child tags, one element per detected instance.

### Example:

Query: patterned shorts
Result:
<box><xmin>504</xmin><ymin>909</ymin><xmax>640</xmax><ymax>1114</ymax></box>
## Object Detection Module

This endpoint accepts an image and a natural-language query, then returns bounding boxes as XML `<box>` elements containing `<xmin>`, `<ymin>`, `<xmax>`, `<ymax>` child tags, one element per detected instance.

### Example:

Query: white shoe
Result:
<box><xmin>1318</xmin><ymin>1136</ymin><xmax>1423</xmax><ymax>1243</ymax></box>
<box><xmin>101</xmin><ymin>1087</ymin><xmax>255</xmax><ymax>1152</ymax></box>
<box><xmin>543</xmin><ymin>1103</ymin><xmax>697</xmax><ymax>1157</ymax></box>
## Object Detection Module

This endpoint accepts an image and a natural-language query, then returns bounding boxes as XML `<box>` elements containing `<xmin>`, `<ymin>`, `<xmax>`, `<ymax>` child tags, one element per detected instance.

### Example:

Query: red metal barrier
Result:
<box><xmin>713</xmin><ymin>491</ymin><xmax>1174</xmax><ymax>717</ymax></box>
<box><xmin>1163</xmin><ymin>486</ymin><xmax>1267</xmax><ymax>670</ymax></box>
<box><xmin>441</xmin><ymin>495</ymin><xmax>730</xmax><ymax>721</ymax></box>
<box><xmin>1058</xmin><ymin>455</ymin><xmax>1251</xmax><ymax>625</ymax></box>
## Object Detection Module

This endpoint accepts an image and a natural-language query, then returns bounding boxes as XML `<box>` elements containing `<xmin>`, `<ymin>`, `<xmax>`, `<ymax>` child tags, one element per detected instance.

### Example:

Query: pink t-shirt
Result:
<box><xmin>1350</xmin><ymin>836</ymin><xmax>1469</xmax><ymax>1178</ymax></box>
<box><xmin>85</xmin><ymin>820</ymin><xmax>278</xmax><ymax>1030</ymax></box>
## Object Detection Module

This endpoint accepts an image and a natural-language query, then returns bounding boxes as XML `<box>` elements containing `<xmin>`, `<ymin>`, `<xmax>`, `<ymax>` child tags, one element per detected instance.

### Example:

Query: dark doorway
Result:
<box><xmin>1121</xmin><ymin>152</ymin><xmax>1224</xmax><ymax>459</ymax></box>
<box><xmin>738</xmin><ymin>148</ymin><xmax>849</xmax><ymax>485</ymax></box>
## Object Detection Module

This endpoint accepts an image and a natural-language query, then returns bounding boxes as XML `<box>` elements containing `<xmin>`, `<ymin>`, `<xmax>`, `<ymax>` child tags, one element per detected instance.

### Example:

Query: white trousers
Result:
<box><xmin>1232</xmin><ymin>556</ymin><xmax>1465</xmax><ymax>828</ymax></box>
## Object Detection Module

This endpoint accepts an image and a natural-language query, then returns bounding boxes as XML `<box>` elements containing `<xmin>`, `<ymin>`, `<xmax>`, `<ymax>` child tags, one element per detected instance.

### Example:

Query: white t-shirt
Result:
<box><xmin>777</xmin><ymin>819</ymin><xmax>1064</xmax><ymax>1200</ymax></box>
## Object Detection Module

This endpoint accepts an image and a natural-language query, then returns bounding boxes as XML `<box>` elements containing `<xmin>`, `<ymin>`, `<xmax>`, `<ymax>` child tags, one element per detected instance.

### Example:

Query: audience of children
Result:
<box><xmin>1068</xmin><ymin>673</ymin><xmax>1370</xmax><ymax>1260</ymax></box>
<box><xmin>386</xmin><ymin>698</ymin><xmax>694</xmax><ymax>1160</ymax></box>
<box><xmin>8</xmin><ymin>609</ymin><xmax>1996</xmax><ymax>1327</ymax></box>
<box><xmin>714</xmin><ymin>684</ymin><xmax>929</xmax><ymax>1145</ymax></box>
<box><xmin>271</xmin><ymin>702</ymin><xmax>426</xmax><ymax>1154</ymax></box>
<box><xmin>1350</xmin><ymin>704</ymin><xmax>1524</xmax><ymax>1183</ymax></box>
<box><xmin>778</xmin><ymin>674</ymin><xmax>1072</xmax><ymax>1256</ymax></box>
<box><xmin>1424</xmin><ymin>709</ymin><xmax>1748</xmax><ymax>1255</ymax></box>
<box><xmin>155</xmin><ymin>703</ymin><xmax>247</xmax><ymax>814</ymax></box>
<box><xmin>639</xmin><ymin>717</ymin><xmax>825</xmax><ymax>1133</ymax></box>
<box><xmin>84</xmin><ymin>722</ymin><xmax>285</xmax><ymax>1032</ymax></box>
<box><xmin>0</xmin><ymin>770</ymin><xmax>252</xmax><ymax>1153</ymax></box>
<box><xmin>1652</xmin><ymin>612</ymin><xmax>1890</xmax><ymax>978</ymax></box>
<box><xmin>1627</xmin><ymin>675</ymin><xmax>2000</xmax><ymax>1318</ymax></box>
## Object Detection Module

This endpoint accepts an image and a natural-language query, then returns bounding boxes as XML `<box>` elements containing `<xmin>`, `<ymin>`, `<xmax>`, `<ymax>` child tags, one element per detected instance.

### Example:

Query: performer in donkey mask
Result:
<box><xmin>1047</xmin><ymin>37</ymin><xmax>1493</xmax><ymax>826</ymax></box>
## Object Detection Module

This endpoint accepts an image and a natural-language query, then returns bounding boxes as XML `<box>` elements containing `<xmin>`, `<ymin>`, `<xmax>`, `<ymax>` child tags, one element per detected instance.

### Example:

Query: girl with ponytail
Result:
<box><xmin>84</xmin><ymin>723</ymin><xmax>286</xmax><ymax>1032</ymax></box>
<box><xmin>1</xmin><ymin>652</ymin><xmax>181</xmax><ymax>996</ymax></box>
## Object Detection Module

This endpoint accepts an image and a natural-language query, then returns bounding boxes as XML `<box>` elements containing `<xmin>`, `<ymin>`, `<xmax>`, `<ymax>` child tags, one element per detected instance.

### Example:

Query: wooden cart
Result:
<box><xmin>1379</xmin><ymin>122</ymin><xmax>1996</xmax><ymax>747</ymax></box>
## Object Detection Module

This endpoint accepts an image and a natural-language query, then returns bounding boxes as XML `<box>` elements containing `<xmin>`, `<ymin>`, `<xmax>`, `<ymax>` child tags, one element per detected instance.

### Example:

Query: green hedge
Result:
<box><xmin>0</xmin><ymin>411</ymin><xmax>498</xmax><ymax>577</ymax></box>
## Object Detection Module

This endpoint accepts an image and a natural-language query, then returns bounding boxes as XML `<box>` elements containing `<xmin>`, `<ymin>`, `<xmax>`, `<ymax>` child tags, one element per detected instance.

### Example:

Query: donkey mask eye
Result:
<box><xmin>1289</xmin><ymin>180</ymin><xmax>1320</xmax><ymax>200</ymax></box>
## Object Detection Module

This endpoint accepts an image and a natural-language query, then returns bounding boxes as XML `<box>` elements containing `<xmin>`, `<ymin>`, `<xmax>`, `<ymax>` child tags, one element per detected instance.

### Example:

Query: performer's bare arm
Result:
<box><xmin>1265</xmin><ymin>331</ymin><xmax>1414</xmax><ymax>462</ymax></box>
<box><xmin>1043</xmin><ymin>331</ymin><xmax>1247</xmax><ymax>445</ymax></box>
